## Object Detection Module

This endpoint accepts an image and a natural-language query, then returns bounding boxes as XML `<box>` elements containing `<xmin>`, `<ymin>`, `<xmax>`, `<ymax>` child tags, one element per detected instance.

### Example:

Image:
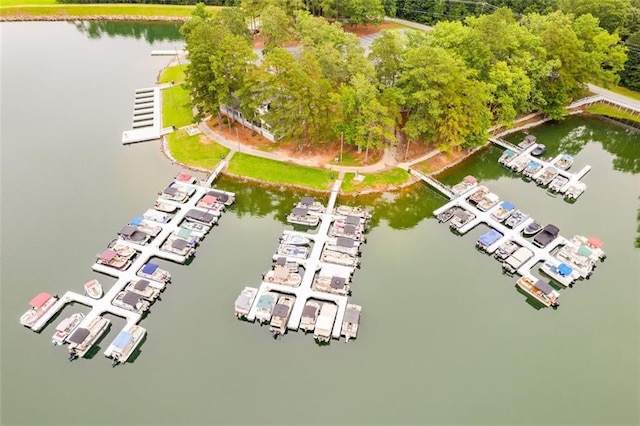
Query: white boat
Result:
<box><xmin>269</xmin><ymin>296</ymin><xmax>295</xmax><ymax>336</ymax></box>
<box><xmin>522</xmin><ymin>160</ymin><xmax>542</xmax><ymax>179</ymax></box>
<box><xmin>84</xmin><ymin>279</ymin><xmax>103</xmax><ymax>299</ymax></box>
<box><xmin>467</xmin><ymin>185</ymin><xmax>489</xmax><ymax>204</ymax></box>
<box><xmin>477</xmin><ymin>193</ymin><xmax>500</xmax><ymax>212</ymax></box>
<box><xmin>509</xmin><ymin>155</ymin><xmax>529</xmax><ymax>173</ymax></box>
<box><xmin>564</xmin><ymin>181</ymin><xmax>586</xmax><ymax>201</ymax></box>
<box><xmin>489</xmin><ymin>201</ymin><xmax>515</xmax><ymax>223</ymax></box>
<box><xmin>206</xmin><ymin>189</ymin><xmax>235</xmax><ymax>207</ymax></box>
<box><xmin>20</xmin><ymin>293</ymin><xmax>59</xmax><ymax>329</ymax></box>
<box><xmin>450</xmin><ymin>175</ymin><xmax>477</xmax><ymax>196</ymax></box>
<box><xmin>540</xmin><ymin>262</ymin><xmax>581</xmax><ymax>287</ymax></box>
<box><xmin>548</xmin><ymin>175</ymin><xmax>569</xmax><ymax>192</ymax></box>
<box><xmin>118</xmin><ymin>225</ymin><xmax>151</xmax><ymax>245</ymax></box>
<box><xmin>535</xmin><ymin>166</ymin><xmax>559</xmax><ymax>186</ymax></box>
<box><xmin>276</xmin><ymin>244</ymin><xmax>309</xmax><ymax>259</ymax></box>
<box><xmin>518</xmin><ymin>134</ymin><xmax>537</xmax><ymax>149</ymax></box>
<box><xmin>67</xmin><ymin>316</ymin><xmax>111</xmax><ymax>360</ymax></box>
<box><xmin>296</xmin><ymin>196</ymin><xmax>324</xmax><ymax>212</ymax></box>
<box><xmin>498</xmin><ymin>149</ymin><xmax>518</xmax><ymax>166</ymax></box>
<box><xmin>436</xmin><ymin>206</ymin><xmax>461</xmax><ymax>223</ymax></box>
<box><xmin>112</xmin><ymin>291</ymin><xmax>151</xmax><ymax>314</ymax></box>
<box><xmin>504</xmin><ymin>210</ymin><xmax>529</xmax><ymax>229</ymax></box>
<box><xmin>129</xmin><ymin>216</ymin><xmax>162</xmax><ymax>237</ymax></box>
<box><xmin>516</xmin><ymin>276</ymin><xmax>559</xmax><ymax>308</ymax></box>
<box><xmin>196</xmin><ymin>194</ymin><xmax>226</xmax><ymax>212</ymax></box>
<box><xmin>314</xmin><ymin>303</ymin><xmax>338</xmax><ymax>343</ymax></box>
<box><xmin>280</xmin><ymin>233</ymin><xmax>311</xmax><ymax>246</ymax></box>
<box><xmin>160</xmin><ymin>233</ymin><xmax>197</xmax><ymax>258</ymax></box>
<box><xmin>107</xmin><ymin>240</ymin><xmax>137</xmax><ymax>259</ymax></box>
<box><xmin>181</xmin><ymin>221</ymin><xmax>211</xmax><ymax>235</ymax></box>
<box><xmin>137</xmin><ymin>263</ymin><xmax>171</xmax><ymax>284</ymax></box>
<box><xmin>324</xmin><ymin>237</ymin><xmax>360</xmax><ymax>256</ymax></box>
<box><xmin>321</xmin><ymin>249</ymin><xmax>359</xmax><ymax>267</ymax></box>
<box><xmin>96</xmin><ymin>249</ymin><xmax>132</xmax><ymax>271</ymax></box>
<box><xmin>553</xmin><ymin>154</ymin><xmax>574</xmax><ymax>170</ymax></box>
<box><xmin>299</xmin><ymin>300</ymin><xmax>321</xmax><ymax>333</ymax></box>
<box><xmin>341</xmin><ymin>304</ymin><xmax>361</xmax><ymax>342</ymax></box>
<box><xmin>335</xmin><ymin>205</ymin><xmax>371</xmax><ymax>219</ymax></box>
<box><xmin>286</xmin><ymin>207</ymin><xmax>320</xmax><ymax>227</ymax></box>
<box><xmin>571</xmin><ymin>235</ymin><xmax>606</xmax><ymax>261</ymax></box>
<box><xmin>234</xmin><ymin>287</ymin><xmax>258</xmax><ymax>318</ymax></box>
<box><xmin>159</xmin><ymin>183</ymin><xmax>193</xmax><ymax>203</ymax></box>
<box><xmin>125</xmin><ymin>279</ymin><xmax>161</xmax><ymax>301</ymax></box>
<box><xmin>312</xmin><ymin>275</ymin><xmax>351</xmax><ymax>296</ymax></box>
<box><xmin>522</xmin><ymin>220</ymin><xmax>543</xmax><ymax>236</ymax></box>
<box><xmin>254</xmin><ymin>292</ymin><xmax>278</xmax><ymax>324</ymax></box>
<box><xmin>143</xmin><ymin>208</ymin><xmax>173</xmax><ymax>224</ymax></box>
<box><xmin>494</xmin><ymin>240</ymin><xmax>520</xmax><ymax>261</ymax></box>
<box><xmin>328</xmin><ymin>224</ymin><xmax>366</xmax><ymax>242</ymax></box>
<box><xmin>104</xmin><ymin>324</ymin><xmax>146</xmax><ymax>366</ymax></box>
<box><xmin>449</xmin><ymin>210</ymin><xmax>476</xmax><ymax>230</ymax></box>
<box><xmin>184</xmin><ymin>208</ymin><xmax>219</xmax><ymax>225</ymax></box>
<box><xmin>52</xmin><ymin>313</ymin><xmax>85</xmax><ymax>345</ymax></box>
<box><xmin>154</xmin><ymin>200</ymin><xmax>179</xmax><ymax>213</ymax></box>
<box><xmin>264</xmin><ymin>266</ymin><xmax>302</xmax><ymax>287</ymax></box>
<box><xmin>502</xmin><ymin>247</ymin><xmax>534</xmax><ymax>274</ymax></box>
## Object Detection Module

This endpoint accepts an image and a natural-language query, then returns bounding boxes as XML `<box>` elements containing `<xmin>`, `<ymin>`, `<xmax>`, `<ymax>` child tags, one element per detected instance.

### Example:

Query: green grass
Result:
<box><xmin>159</xmin><ymin>65</ymin><xmax>193</xmax><ymax>128</ymax></box>
<box><xmin>340</xmin><ymin>167</ymin><xmax>411</xmax><ymax>193</ymax></box>
<box><xmin>587</xmin><ymin>104</ymin><xmax>640</xmax><ymax>124</ymax></box>
<box><xmin>328</xmin><ymin>152</ymin><xmax>362</xmax><ymax>167</ymax></box>
<box><xmin>227</xmin><ymin>153</ymin><xmax>336</xmax><ymax>190</ymax></box>
<box><xmin>0</xmin><ymin>3</ymin><xmax>220</xmax><ymax>17</ymax></box>
<box><xmin>167</xmin><ymin>129</ymin><xmax>230</xmax><ymax>170</ymax></box>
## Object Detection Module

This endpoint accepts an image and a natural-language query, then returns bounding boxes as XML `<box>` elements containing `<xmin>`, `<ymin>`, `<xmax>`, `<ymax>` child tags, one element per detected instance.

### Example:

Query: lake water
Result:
<box><xmin>1</xmin><ymin>21</ymin><xmax>639</xmax><ymax>426</ymax></box>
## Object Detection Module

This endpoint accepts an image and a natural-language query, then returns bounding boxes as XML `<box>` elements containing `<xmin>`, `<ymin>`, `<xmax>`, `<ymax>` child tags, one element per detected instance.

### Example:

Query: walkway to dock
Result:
<box><xmin>407</xmin><ymin>168</ymin><xmax>454</xmax><ymax>199</ymax></box>
<box><xmin>488</xmin><ymin>137</ymin><xmax>521</xmax><ymax>152</ymax></box>
<box><xmin>245</xmin><ymin>178</ymin><xmax>355</xmax><ymax>339</ymax></box>
<box><xmin>122</xmin><ymin>83</ymin><xmax>175</xmax><ymax>145</ymax></box>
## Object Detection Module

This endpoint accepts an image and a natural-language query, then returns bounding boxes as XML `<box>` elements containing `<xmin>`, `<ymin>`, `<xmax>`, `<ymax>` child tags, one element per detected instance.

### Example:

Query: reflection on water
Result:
<box><xmin>71</xmin><ymin>20</ymin><xmax>183</xmax><ymax>43</ymax></box>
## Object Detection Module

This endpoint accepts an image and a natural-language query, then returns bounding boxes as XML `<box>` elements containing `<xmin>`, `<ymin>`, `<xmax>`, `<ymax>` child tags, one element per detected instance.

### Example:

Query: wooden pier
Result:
<box><xmin>122</xmin><ymin>84</ymin><xmax>175</xmax><ymax>145</ymax></box>
<box><xmin>244</xmin><ymin>178</ymin><xmax>360</xmax><ymax>340</ymax></box>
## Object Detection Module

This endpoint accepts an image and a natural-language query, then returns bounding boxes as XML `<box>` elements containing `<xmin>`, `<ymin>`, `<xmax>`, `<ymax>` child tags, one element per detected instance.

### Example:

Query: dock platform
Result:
<box><xmin>122</xmin><ymin>84</ymin><xmax>175</xmax><ymax>145</ymax></box>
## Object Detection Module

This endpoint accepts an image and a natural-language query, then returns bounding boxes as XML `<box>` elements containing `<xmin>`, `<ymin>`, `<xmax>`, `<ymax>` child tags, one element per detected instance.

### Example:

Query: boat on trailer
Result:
<box><xmin>52</xmin><ymin>313</ymin><xmax>85</xmax><ymax>345</ymax></box>
<box><xmin>20</xmin><ymin>293</ymin><xmax>59</xmax><ymax>329</ymax></box>
<box><xmin>516</xmin><ymin>276</ymin><xmax>559</xmax><ymax>308</ymax></box>
<box><xmin>84</xmin><ymin>279</ymin><xmax>103</xmax><ymax>299</ymax></box>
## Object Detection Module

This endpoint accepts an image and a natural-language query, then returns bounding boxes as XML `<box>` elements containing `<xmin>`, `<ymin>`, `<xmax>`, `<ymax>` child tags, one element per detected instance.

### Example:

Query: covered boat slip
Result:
<box><xmin>244</xmin><ymin>178</ymin><xmax>363</xmax><ymax>341</ymax></box>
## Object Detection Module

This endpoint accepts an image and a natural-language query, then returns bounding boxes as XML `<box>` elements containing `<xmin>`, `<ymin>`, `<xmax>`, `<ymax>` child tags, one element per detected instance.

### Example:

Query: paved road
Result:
<box><xmin>384</xmin><ymin>16</ymin><xmax>432</xmax><ymax>31</ymax></box>
<box><xmin>587</xmin><ymin>83</ymin><xmax>640</xmax><ymax>112</ymax></box>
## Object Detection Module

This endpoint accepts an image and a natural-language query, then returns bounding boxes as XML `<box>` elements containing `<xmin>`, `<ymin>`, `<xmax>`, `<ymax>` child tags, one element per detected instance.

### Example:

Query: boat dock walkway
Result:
<box><xmin>122</xmin><ymin>84</ymin><xmax>175</xmax><ymax>145</ymax></box>
<box><xmin>408</xmin><ymin>168</ymin><xmax>455</xmax><ymax>199</ymax></box>
<box><xmin>489</xmin><ymin>137</ymin><xmax>521</xmax><ymax>152</ymax></box>
<box><xmin>245</xmin><ymin>178</ymin><xmax>352</xmax><ymax>339</ymax></box>
<box><xmin>433</xmin><ymin>187</ymin><xmax>584</xmax><ymax>281</ymax></box>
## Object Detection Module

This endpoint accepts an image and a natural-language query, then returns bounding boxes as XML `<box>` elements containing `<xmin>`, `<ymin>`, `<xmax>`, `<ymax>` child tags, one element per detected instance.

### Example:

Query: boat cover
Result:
<box><xmin>235</xmin><ymin>294</ymin><xmax>251</xmax><ymax>309</ymax></box>
<box><xmin>587</xmin><ymin>237</ymin><xmax>603</xmax><ymax>248</ymax></box>
<box><xmin>527</xmin><ymin>161</ymin><xmax>539</xmax><ymax>168</ymax></box>
<box><xmin>177</xmin><ymin>228</ymin><xmax>192</xmax><ymax>239</ymax></box>
<box><xmin>130</xmin><ymin>216</ymin><xmax>144</xmax><ymax>226</ymax></box>
<box><xmin>163</xmin><ymin>186</ymin><xmax>178</xmax><ymax>196</ymax></box>
<box><xmin>500</xmin><ymin>201</ymin><xmax>515</xmax><ymax>211</ymax></box>
<box><xmin>463</xmin><ymin>175</ymin><xmax>477</xmax><ymax>184</ymax></box>
<box><xmin>344</xmin><ymin>307</ymin><xmax>361</xmax><ymax>324</ymax></box>
<box><xmin>344</xmin><ymin>225</ymin><xmax>357</xmax><ymax>235</ymax></box>
<box><xmin>207</xmin><ymin>190</ymin><xmax>225</xmax><ymax>199</ymax></box>
<box><xmin>578</xmin><ymin>246</ymin><xmax>593</xmax><ymax>258</ymax></box>
<box><xmin>562</xmin><ymin>154</ymin><xmax>574</xmax><ymax>161</ymax></box>
<box><xmin>200</xmin><ymin>194</ymin><xmax>216</xmax><ymax>205</ymax></box>
<box><xmin>113</xmin><ymin>331</ymin><xmax>133</xmax><ymax>349</ymax></box>
<box><xmin>68</xmin><ymin>327</ymin><xmax>90</xmax><ymax>344</ymax></box>
<box><xmin>301</xmin><ymin>196</ymin><xmax>315</xmax><ymax>205</ymax></box>
<box><xmin>119</xmin><ymin>225</ymin><xmax>137</xmax><ymax>237</ymax></box>
<box><xmin>122</xmin><ymin>291</ymin><xmax>142</xmax><ymax>307</ymax></box>
<box><xmin>134</xmin><ymin>279</ymin><xmax>150</xmax><ymax>291</ymax></box>
<box><xmin>503</xmin><ymin>149</ymin><xmax>515</xmax><ymax>156</ymax></box>
<box><xmin>557</xmin><ymin>263</ymin><xmax>573</xmax><ymax>276</ymax></box>
<box><xmin>302</xmin><ymin>304</ymin><xmax>319</xmax><ymax>318</ymax></box>
<box><xmin>477</xmin><ymin>229</ymin><xmax>503</xmax><ymax>247</ymax></box>
<box><xmin>345</xmin><ymin>216</ymin><xmax>360</xmax><ymax>225</ymax></box>
<box><xmin>272</xmin><ymin>303</ymin><xmax>290</xmax><ymax>318</ymax></box>
<box><xmin>171</xmin><ymin>238</ymin><xmax>189</xmax><ymax>250</ymax></box>
<box><xmin>336</xmin><ymin>237</ymin><xmax>355</xmax><ymax>248</ymax></box>
<box><xmin>56</xmin><ymin>317</ymin><xmax>74</xmax><ymax>331</ymax></box>
<box><xmin>30</xmin><ymin>292</ymin><xmax>53</xmax><ymax>308</ymax></box>
<box><xmin>275</xmin><ymin>257</ymin><xmax>286</xmax><ymax>266</ymax></box>
<box><xmin>99</xmin><ymin>250</ymin><xmax>117</xmax><ymax>262</ymax></box>
<box><xmin>330</xmin><ymin>276</ymin><xmax>346</xmax><ymax>289</ymax></box>
<box><xmin>176</xmin><ymin>172</ymin><xmax>193</xmax><ymax>182</ymax></box>
<box><xmin>533</xmin><ymin>280</ymin><xmax>555</xmax><ymax>295</ymax></box>
<box><xmin>257</xmin><ymin>294</ymin><xmax>276</xmax><ymax>310</ymax></box>
<box><xmin>292</xmin><ymin>207</ymin><xmax>308</xmax><ymax>216</ymax></box>
<box><xmin>141</xmin><ymin>263</ymin><xmax>159</xmax><ymax>275</ymax></box>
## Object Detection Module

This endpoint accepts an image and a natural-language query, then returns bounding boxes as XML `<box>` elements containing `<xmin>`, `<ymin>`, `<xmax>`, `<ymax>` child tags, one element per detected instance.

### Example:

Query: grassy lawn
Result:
<box><xmin>0</xmin><ymin>3</ymin><xmax>220</xmax><ymax>17</ymax></box>
<box><xmin>227</xmin><ymin>153</ymin><xmax>336</xmax><ymax>190</ymax></box>
<box><xmin>340</xmin><ymin>167</ymin><xmax>411</xmax><ymax>193</ymax></box>
<box><xmin>587</xmin><ymin>104</ymin><xmax>640</xmax><ymax>124</ymax></box>
<box><xmin>328</xmin><ymin>151</ymin><xmax>362</xmax><ymax>167</ymax></box>
<box><xmin>159</xmin><ymin>65</ymin><xmax>193</xmax><ymax>128</ymax></box>
<box><xmin>167</xmin><ymin>129</ymin><xmax>230</xmax><ymax>170</ymax></box>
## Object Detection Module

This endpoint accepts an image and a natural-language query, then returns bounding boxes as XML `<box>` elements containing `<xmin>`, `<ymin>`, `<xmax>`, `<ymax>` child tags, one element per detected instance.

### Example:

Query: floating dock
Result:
<box><xmin>241</xmin><ymin>178</ymin><xmax>364</xmax><ymax>341</ymax></box>
<box><xmin>122</xmin><ymin>84</ymin><xmax>175</xmax><ymax>145</ymax></box>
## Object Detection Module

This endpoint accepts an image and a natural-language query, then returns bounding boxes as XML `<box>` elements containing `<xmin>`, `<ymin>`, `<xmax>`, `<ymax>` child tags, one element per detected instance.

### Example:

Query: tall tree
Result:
<box><xmin>346</xmin><ymin>0</ymin><xmax>385</xmax><ymax>27</ymax></box>
<box><xmin>369</xmin><ymin>29</ymin><xmax>406</xmax><ymax>88</ymax></box>
<box><xmin>260</xmin><ymin>5</ymin><xmax>293</xmax><ymax>52</ymax></box>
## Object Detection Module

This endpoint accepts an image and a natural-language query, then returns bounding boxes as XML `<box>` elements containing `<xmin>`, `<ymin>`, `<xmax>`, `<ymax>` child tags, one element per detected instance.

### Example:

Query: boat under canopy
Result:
<box><xmin>172</xmin><ymin>239</ymin><xmax>189</xmax><ymax>250</ymax></box>
<box><xmin>134</xmin><ymin>279</ymin><xmax>150</xmax><ymax>291</ymax></box>
<box><xmin>533</xmin><ymin>280</ymin><xmax>555</xmax><ymax>295</ymax></box>
<box><xmin>122</xmin><ymin>291</ymin><xmax>143</xmax><ymax>307</ymax></box>
<box><xmin>477</xmin><ymin>229</ymin><xmax>503</xmax><ymax>247</ymax></box>
<box><xmin>68</xmin><ymin>327</ymin><xmax>90</xmax><ymax>344</ymax></box>
<box><xmin>98</xmin><ymin>250</ymin><xmax>118</xmax><ymax>262</ymax></box>
<box><xmin>141</xmin><ymin>263</ymin><xmax>159</xmax><ymax>275</ymax></box>
<box><xmin>112</xmin><ymin>331</ymin><xmax>133</xmax><ymax>349</ymax></box>
<box><xmin>331</xmin><ymin>276</ymin><xmax>347</xmax><ymax>290</ymax></box>
<box><xmin>129</xmin><ymin>216</ymin><xmax>145</xmax><ymax>226</ymax></box>
<box><xmin>336</xmin><ymin>237</ymin><xmax>356</xmax><ymax>248</ymax></box>
<box><xmin>345</xmin><ymin>216</ymin><xmax>360</xmax><ymax>226</ymax></box>
<box><xmin>588</xmin><ymin>237</ymin><xmax>603</xmax><ymax>248</ymax></box>
<box><xmin>578</xmin><ymin>246</ymin><xmax>593</xmax><ymax>258</ymax></box>
<box><xmin>300</xmin><ymin>196</ymin><xmax>315</xmax><ymax>205</ymax></box>
<box><xmin>292</xmin><ymin>207</ymin><xmax>308</xmax><ymax>216</ymax></box>
<box><xmin>30</xmin><ymin>292</ymin><xmax>53</xmax><ymax>308</ymax></box>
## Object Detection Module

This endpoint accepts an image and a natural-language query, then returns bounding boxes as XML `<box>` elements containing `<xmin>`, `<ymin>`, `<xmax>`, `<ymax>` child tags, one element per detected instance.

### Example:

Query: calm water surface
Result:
<box><xmin>1</xmin><ymin>22</ymin><xmax>639</xmax><ymax>426</ymax></box>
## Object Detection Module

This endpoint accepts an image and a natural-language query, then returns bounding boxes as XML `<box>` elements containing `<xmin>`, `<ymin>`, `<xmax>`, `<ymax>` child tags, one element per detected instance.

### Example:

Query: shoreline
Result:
<box><xmin>0</xmin><ymin>14</ymin><xmax>189</xmax><ymax>22</ymax></box>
